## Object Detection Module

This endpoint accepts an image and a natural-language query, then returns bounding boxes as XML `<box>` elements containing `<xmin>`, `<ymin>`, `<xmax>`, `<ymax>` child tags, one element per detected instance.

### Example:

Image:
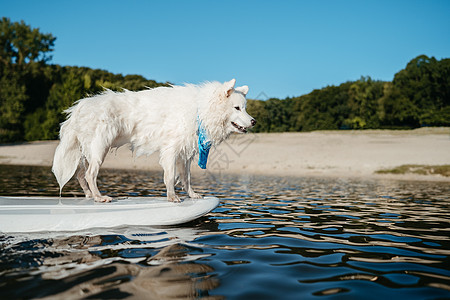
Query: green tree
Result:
<box><xmin>0</xmin><ymin>17</ymin><xmax>56</xmax><ymax>67</ymax></box>
<box><xmin>0</xmin><ymin>71</ymin><xmax>28</xmax><ymax>141</ymax></box>
<box><xmin>344</xmin><ymin>77</ymin><xmax>384</xmax><ymax>129</ymax></box>
<box><xmin>26</xmin><ymin>69</ymin><xmax>86</xmax><ymax>140</ymax></box>
<box><xmin>264</xmin><ymin>98</ymin><xmax>291</xmax><ymax>132</ymax></box>
<box><xmin>383</xmin><ymin>55</ymin><xmax>450</xmax><ymax>127</ymax></box>
<box><xmin>246</xmin><ymin>99</ymin><xmax>268</xmax><ymax>132</ymax></box>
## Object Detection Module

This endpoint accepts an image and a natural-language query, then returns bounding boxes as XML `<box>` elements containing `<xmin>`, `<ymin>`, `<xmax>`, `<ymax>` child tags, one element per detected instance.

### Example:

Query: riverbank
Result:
<box><xmin>1</xmin><ymin>128</ymin><xmax>449</xmax><ymax>181</ymax></box>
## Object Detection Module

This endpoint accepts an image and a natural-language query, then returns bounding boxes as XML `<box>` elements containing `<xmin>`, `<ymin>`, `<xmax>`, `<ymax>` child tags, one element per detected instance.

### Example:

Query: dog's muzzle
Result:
<box><xmin>231</xmin><ymin>121</ymin><xmax>248</xmax><ymax>133</ymax></box>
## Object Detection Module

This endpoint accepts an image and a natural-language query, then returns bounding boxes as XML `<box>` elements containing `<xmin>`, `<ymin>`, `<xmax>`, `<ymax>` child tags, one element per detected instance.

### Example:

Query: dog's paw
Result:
<box><xmin>94</xmin><ymin>195</ymin><xmax>112</xmax><ymax>203</ymax></box>
<box><xmin>189</xmin><ymin>191</ymin><xmax>203</xmax><ymax>199</ymax></box>
<box><xmin>168</xmin><ymin>195</ymin><xmax>181</xmax><ymax>203</ymax></box>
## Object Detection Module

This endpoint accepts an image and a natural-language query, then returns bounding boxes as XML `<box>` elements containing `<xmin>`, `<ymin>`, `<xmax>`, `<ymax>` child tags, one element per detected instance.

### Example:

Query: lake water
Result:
<box><xmin>0</xmin><ymin>165</ymin><xmax>449</xmax><ymax>299</ymax></box>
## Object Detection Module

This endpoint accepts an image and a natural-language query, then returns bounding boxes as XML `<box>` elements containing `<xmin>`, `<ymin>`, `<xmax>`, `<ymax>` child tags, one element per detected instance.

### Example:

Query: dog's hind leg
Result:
<box><xmin>77</xmin><ymin>157</ymin><xmax>93</xmax><ymax>198</ymax></box>
<box><xmin>160</xmin><ymin>148</ymin><xmax>181</xmax><ymax>203</ymax></box>
<box><xmin>178</xmin><ymin>157</ymin><xmax>202</xmax><ymax>199</ymax></box>
<box><xmin>85</xmin><ymin>144</ymin><xmax>112</xmax><ymax>203</ymax></box>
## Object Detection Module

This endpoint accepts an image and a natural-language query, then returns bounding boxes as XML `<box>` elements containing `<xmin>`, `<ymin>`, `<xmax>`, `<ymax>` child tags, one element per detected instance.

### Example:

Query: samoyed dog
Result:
<box><xmin>52</xmin><ymin>79</ymin><xmax>256</xmax><ymax>202</ymax></box>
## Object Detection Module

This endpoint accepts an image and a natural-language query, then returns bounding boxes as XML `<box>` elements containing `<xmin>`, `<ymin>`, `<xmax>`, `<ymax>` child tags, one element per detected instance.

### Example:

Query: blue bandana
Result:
<box><xmin>197</xmin><ymin>118</ymin><xmax>212</xmax><ymax>169</ymax></box>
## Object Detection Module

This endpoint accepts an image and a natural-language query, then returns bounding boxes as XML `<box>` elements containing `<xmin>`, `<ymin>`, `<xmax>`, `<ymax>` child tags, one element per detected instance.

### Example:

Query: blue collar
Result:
<box><xmin>197</xmin><ymin>117</ymin><xmax>212</xmax><ymax>169</ymax></box>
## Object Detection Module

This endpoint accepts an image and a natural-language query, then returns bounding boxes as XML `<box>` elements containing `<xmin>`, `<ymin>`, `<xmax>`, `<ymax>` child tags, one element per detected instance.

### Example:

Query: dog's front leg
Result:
<box><xmin>179</xmin><ymin>158</ymin><xmax>202</xmax><ymax>199</ymax></box>
<box><xmin>161</xmin><ymin>151</ymin><xmax>181</xmax><ymax>203</ymax></box>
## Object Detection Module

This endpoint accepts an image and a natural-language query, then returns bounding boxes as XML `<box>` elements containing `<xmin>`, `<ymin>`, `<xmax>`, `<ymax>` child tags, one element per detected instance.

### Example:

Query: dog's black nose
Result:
<box><xmin>251</xmin><ymin>119</ymin><xmax>256</xmax><ymax>126</ymax></box>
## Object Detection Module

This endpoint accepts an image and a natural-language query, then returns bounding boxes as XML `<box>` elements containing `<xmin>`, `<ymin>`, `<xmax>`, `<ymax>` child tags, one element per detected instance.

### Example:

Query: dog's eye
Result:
<box><xmin>234</xmin><ymin>106</ymin><xmax>241</xmax><ymax>111</ymax></box>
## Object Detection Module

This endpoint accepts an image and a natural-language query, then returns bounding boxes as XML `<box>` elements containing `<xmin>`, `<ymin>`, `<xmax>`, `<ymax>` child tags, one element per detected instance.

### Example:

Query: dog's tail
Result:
<box><xmin>52</xmin><ymin>117</ymin><xmax>81</xmax><ymax>196</ymax></box>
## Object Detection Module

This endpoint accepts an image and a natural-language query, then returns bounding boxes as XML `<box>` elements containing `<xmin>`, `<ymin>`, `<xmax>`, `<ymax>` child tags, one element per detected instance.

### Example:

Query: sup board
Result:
<box><xmin>0</xmin><ymin>196</ymin><xmax>219</xmax><ymax>233</ymax></box>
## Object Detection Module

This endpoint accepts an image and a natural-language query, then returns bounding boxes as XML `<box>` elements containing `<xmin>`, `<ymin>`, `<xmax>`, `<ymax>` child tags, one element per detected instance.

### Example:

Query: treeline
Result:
<box><xmin>0</xmin><ymin>18</ymin><xmax>167</xmax><ymax>142</ymax></box>
<box><xmin>1</xmin><ymin>19</ymin><xmax>449</xmax><ymax>143</ymax></box>
<box><xmin>247</xmin><ymin>55</ymin><xmax>450</xmax><ymax>132</ymax></box>
<box><xmin>0</xmin><ymin>63</ymin><xmax>166</xmax><ymax>142</ymax></box>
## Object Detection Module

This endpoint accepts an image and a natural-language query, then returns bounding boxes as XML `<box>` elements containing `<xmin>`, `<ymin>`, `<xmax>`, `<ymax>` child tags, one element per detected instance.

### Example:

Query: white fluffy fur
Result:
<box><xmin>52</xmin><ymin>79</ymin><xmax>255</xmax><ymax>202</ymax></box>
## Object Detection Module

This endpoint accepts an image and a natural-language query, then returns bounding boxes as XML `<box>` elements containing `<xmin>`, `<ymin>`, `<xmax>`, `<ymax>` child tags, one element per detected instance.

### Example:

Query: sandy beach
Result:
<box><xmin>1</xmin><ymin>128</ymin><xmax>449</xmax><ymax>181</ymax></box>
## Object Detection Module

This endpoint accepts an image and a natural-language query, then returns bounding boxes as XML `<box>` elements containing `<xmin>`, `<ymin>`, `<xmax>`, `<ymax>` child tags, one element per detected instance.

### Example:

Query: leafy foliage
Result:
<box><xmin>247</xmin><ymin>58</ymin><xmax>450</xmax><ymax>132</ymax></box>
<box><xmin>0</xmin><ymin>19</ymin><xmax>449</xmax><ymax>142</ymax></box>
<box><xmin>0</xmin><ymin>17</ymin><xmax>56</xmax><ymax>66</ymax></box>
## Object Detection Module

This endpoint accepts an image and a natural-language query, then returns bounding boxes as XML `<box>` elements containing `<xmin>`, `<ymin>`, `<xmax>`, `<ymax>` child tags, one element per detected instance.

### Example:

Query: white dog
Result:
<box><xmin>52</xmin><ymin>79</ymin><xmax>256</xmax><ymax>202</ymax></box>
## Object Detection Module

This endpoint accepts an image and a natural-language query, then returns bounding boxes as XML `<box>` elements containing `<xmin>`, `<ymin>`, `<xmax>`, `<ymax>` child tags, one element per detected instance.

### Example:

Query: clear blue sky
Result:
<box><xmin>1</xmin><ymin>0</ymin><xmax>449</xmax><ymax>99</ymax></box>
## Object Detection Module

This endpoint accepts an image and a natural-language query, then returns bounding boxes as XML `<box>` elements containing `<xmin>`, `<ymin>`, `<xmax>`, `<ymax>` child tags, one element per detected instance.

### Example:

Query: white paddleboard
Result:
<box><xmin>0</xmin><ymin>196</ymin><xmax>219</xmax><ymax>233</ymax></box>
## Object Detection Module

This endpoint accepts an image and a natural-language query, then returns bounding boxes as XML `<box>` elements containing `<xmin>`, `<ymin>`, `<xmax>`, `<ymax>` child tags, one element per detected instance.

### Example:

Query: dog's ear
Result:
<box><xmin>235</xmin><ymin>85</ymin><xmax>249</xmax><ymax>96</ymax></box>
<box><xmin>225</xmin><ymin>79</ymin><xmax>236</xmax><ymax>98</ymax></box>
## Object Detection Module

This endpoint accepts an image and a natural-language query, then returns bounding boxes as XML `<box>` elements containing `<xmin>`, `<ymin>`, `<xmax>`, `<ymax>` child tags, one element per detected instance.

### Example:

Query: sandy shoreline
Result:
<box><xmin>1</xmin><ymin>128</ymin><xmax>449</xmax><ymax>182</ymax></box>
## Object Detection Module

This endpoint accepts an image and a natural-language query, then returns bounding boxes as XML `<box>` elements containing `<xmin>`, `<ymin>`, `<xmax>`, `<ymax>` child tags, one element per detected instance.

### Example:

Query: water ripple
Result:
<box><xmin>0</xmin><ymin>165</ymin><xmax>449</xmax><ymax>299</ymax></box>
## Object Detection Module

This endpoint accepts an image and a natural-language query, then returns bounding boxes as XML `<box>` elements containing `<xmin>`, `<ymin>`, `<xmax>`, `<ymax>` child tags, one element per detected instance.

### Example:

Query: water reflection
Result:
<box><xmin>40</xmin><ymin>243</ymin><xmax>219</xmax><ymax>300</ymax></box>
<box><xmin>0</xmin><ymin>165</ymin><xmax>450</xmax><ymax>299</ymax></box>
<box><xmin>1</xmin><ymin>227</ymin><xmax>220</xmax><ymax>299</ymax></box>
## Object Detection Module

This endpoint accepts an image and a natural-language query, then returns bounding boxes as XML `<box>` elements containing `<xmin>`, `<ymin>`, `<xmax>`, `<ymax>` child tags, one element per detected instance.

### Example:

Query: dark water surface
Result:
<box><xmin>0</xmin><ymin>165</ymin><xmax>449</xmax><ymax>299</ymax></box>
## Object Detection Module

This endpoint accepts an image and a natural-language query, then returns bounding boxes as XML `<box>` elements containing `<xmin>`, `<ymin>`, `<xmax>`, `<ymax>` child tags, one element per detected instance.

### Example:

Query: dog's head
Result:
<box><xmin>223</xmin><ymin>79</ymin><xmax>256</xmax><ymax>134</ymax></box>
